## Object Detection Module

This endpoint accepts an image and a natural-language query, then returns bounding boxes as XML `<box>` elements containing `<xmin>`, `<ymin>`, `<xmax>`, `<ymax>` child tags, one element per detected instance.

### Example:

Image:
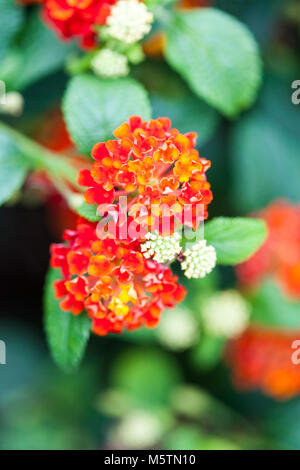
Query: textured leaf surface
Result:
<box><xmin>44</xmin><ymin>268</ymin><xmax>91</xmax><ymax>372</ymax></box>
<box><xmin>63</xmin><ymin>75</ymin><xmax>151</xmax><ymax>153</ymax></box>
<box><xmin>77</xmin><ymin>201</ymin><xmax>101</xmax><ymax>222</ymax></box>
<box><xmin>165</xmin><ymin>8</ymin><xmax>261</xmax><ymax>117</ymax></box>
<box><xmin>205</xmin><ymin>217</ymin><xmax>267</xmax><ymax>265</ymax></box>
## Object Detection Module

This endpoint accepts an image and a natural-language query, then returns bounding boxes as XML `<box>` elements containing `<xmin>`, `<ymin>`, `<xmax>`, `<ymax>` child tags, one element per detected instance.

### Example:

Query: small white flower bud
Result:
<box><xmin>141</xmin><ymin>230</ymin><xmax>182</xmax><ymax>263</ymax></box>
<box><xmin>201</xmin><ymin>290</ymin><xmax>250</xmax><ymax>339</ymax></box>
<box><xmin>114</xmin><ymin>410</ymin><xmax>162</xmax><ymax>448</ymax></box>
<box><xmin>156</xmin><ymin>307</ymin><xmax>199</xmax><ymax>351</ymax></box>
<box><xmin>181</xmin><ymin>240</ymin><xmax>216</xmax><ymax>279</ymax></box>
<box><xmin>91</xmin><ymin>49</ymin><xmax>129</xmax><ymax>78</ymax></box>
<box><xmin>107</xmin><ymin>0</ymin><xmax>154</xmax><ymax>44</ymax></box>
<box><xmin>68</xmin><ymin>193</ymin><xmax>84</xmax><ymax>211</ymax></box>
<box><xmin>0</xmin><ymin>91</ymin><xmax>24</xmax><ymax>116</ymax></box>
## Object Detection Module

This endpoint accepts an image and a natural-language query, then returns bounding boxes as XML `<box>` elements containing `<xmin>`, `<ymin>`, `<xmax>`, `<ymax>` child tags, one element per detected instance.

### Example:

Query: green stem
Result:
<box><xmin>0</xmin><ymin>121</ymin><xmax>82</xmax><ymax>190</ymax></box>
<box><xmin>50</xmin><ymin>174</ymin><xmax>84</xmax><ymax>210</ymax></box>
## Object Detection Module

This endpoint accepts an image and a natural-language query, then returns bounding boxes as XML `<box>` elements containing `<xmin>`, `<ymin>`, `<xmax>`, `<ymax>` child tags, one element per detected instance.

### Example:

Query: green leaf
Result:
<box><xmin>63</xmin><ymin>74</ymin><xmax>151</xmax><ymax>153</ymax></box>
<box><xmin>0</xmin><ymin>129</ymin><xmax>29</xmax><ymax>205</ymax></box>
<box><xmin>8</xmin><ymin>10</ymin><xmax>75</xmax><ymax>91</ymax></box>
<box><xmin>165</xmin><ymin>8</ymin><xmax>262</xmax><ymax>117</ymax></box>
<box><xmin>230</xmin><ymin>74</ymin><xmax>300</xmax><ymax>212</ymax></box>
<box><xmin>250</xmin><ymin>279</ymin><xmax>300</xmax><ymax>329</ymax></box>
<box><xmin>133</xmin><ymin>60</ymin><xmax>219</xmax><ymax>146</ymax></box>
<box><xmin>77</xmin><ymin>201</ymin><xmax>101</xmax><ymax>222</ymax></box>
<box><xmin>44</xmin><ymin>268</ymin><xmax>91</xmax><ymax>372</ymax></box>
<box><xmin>204</xmin><ymin>217</ymin><xmax>267</xmax><ymax>265</ymax></box>
<box><xmin>0</xmin><ymin>0</ymin><xmax>24</xmax><ymax>62</ymax></box>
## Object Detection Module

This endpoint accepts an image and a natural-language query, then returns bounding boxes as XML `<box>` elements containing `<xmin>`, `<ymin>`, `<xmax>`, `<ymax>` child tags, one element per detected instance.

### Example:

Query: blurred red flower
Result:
<box><xmin>226</xmin><ymin>326</ymin><xmax>300</xmax><ymax>400</ymax></box>
<box><xmin>236</xmin><ymin>200</ymin><xmax>300</xmax><ymax>300</ymax></box>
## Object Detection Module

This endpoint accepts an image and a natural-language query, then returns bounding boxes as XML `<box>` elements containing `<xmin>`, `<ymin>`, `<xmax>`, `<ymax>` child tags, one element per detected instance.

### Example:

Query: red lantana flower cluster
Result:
<box><xmin>236</xmin><ymin>200</ymin><xmax>300</xmax><ymax>300</ymax></box>
<box><xmin>50</xmin><ymin>116</ymin><xmax>213</xmax><ymax>335</ymax></box>
<box><xmin>226</xmin><ymin>326</ymin><xmax>300</xmax><ymax>400</ymax></box>
<box><xmin>50</xmin><ymin>219</ymin><xmax>186</xmax><ymax>335</ymax></box>
<box><xmin>43</xmin><ymin>0</ymin><xmax>117</xmax><ymax>48</ymax></box>
<box><xmin>79</xmin><ymin>116</ymin><xmax>213</xmax><ymax>235</ymax></box>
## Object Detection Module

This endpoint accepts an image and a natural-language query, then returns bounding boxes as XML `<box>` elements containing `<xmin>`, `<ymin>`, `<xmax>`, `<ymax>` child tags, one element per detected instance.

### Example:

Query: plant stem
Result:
<box><xmin>50</xmin><ymin>174</ymin><xmax>84</xmax><ymax>210</ymax></box>
<box><xmin>0</xmin><ymin>121</ymin><xmax>82</xmax><ymax>190</ymax></box>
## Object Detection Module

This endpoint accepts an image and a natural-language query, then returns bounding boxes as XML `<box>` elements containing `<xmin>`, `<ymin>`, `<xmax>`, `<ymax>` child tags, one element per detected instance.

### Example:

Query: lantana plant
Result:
<box><xmin>5</xmin><ymin>0</ymin><xmax>262</xmax><ymax>118</ymax></box>
<box><xmin>0</xmin><ymin>0</ymin><xmax>266</xmax><ymax>372</ymax></box>
<box><xmin>41</xmin><ymin>115</ymin><xmax>266</xmax><ymax>371</ymax></box>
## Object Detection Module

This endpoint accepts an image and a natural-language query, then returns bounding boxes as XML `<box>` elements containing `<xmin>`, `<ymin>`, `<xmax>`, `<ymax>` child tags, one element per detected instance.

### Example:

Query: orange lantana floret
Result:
<box><xmin>79</xmin><ymin>116</ymin><xmax>213</xmax><ymax>235</ymax></box>
<box><xmin>50</xmin><ymin>219</ymin><xmax>186</xmax><ymax>335</ymax></box>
